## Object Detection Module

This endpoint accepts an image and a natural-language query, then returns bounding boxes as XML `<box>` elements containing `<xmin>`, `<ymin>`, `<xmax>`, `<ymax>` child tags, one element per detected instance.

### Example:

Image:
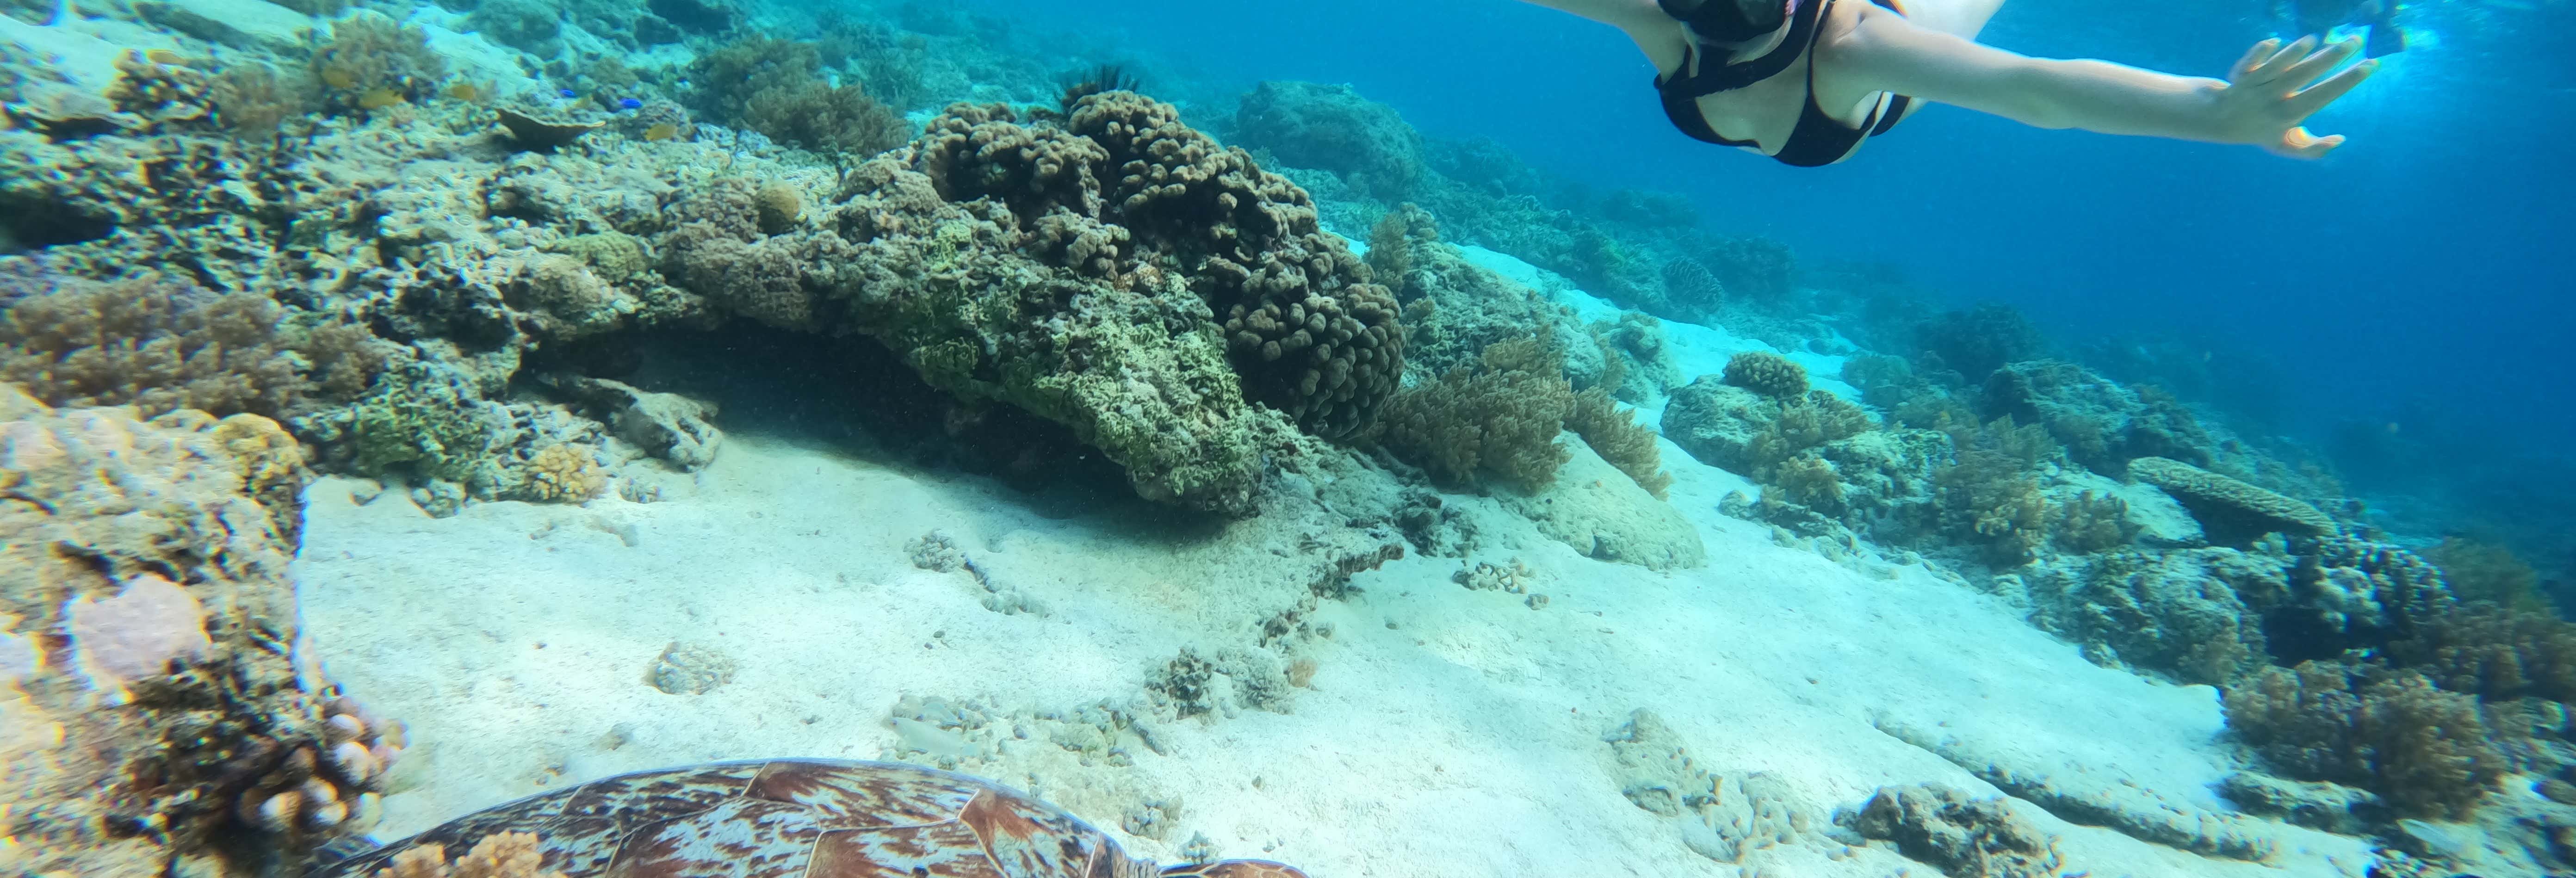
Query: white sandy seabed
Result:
<box><xmin>296</xmin><ymin>254</ymin><xmax>2381</xmax><ymax>878</ymax></box>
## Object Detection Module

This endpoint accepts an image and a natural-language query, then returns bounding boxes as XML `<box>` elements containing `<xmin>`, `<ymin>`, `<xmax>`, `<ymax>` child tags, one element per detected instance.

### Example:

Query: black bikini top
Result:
<box><xmin>1654</xmin><ymin>0</ymin><xmax>1913</xmax><ymax>167</ymax></box>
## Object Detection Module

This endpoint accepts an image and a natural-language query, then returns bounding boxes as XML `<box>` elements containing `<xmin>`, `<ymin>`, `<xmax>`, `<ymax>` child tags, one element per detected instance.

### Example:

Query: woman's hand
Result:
<box><xmin>2214</xmin><ymin>35</ymin><xmax>2378</xmax><ymax>158</ymax></box>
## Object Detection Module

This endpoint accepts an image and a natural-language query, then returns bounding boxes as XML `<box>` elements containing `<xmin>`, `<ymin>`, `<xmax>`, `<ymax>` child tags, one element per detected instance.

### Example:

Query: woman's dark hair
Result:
<box><xmin>1660</xmin><ymin>0</ymin><xmax>1790</xmax><ymax>43</ymax></box>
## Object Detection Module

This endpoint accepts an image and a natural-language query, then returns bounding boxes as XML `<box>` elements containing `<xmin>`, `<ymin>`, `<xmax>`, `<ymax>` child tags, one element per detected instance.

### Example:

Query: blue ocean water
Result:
<box><xmin>983</xmin><ymin>0</ymin><xmax>2576</xmax><ymax>567</ymax></box>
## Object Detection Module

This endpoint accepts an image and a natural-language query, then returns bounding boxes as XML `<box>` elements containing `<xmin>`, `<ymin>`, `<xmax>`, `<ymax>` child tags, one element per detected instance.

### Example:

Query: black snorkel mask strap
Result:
<box><xmin>1658</xmin><ymin>0</ymin><xmax>1821</xmax><ymax>98</ymax></box>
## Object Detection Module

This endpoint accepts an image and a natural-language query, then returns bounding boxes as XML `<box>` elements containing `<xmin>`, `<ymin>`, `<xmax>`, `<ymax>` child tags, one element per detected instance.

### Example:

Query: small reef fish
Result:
<box><xmin>321</xmin><ymin>68</ymin><xmax>357</xmax><ymax>90</ymax></box>
<box><xmin>617</xmin><ymin>97</ymin><xmax>643</xmax><ymax>110</ymax></box>
<box><xmin>356</xmin><ymin>88</ymin><xmax>403</xmax><ymax>110</ymax></box>
<box><xmin>447</xmin><ymin>82</ymin><xmax>481</xmax><ymax>102</ymax></box>
<box><xmin>142</xmin><ymin>49</ymin><xmax>187</xmax><ymax>65</ymax></box>
<box><xmin>642</xmin><ymin>123</ymin><xmax>679</xmax><ymax>141</ymax></box>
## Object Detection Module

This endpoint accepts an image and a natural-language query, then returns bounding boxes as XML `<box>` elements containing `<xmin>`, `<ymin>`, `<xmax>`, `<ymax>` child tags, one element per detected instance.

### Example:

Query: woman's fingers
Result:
<box><xmin>2288</xmin><ymin>59</ymin><xmax>2378</xmax><ymax>117</ymax></box>
<box><xmin>2254</xmin><ymin>36</ymin><xmax>2318</xmax><ymax>82</ymax></box>
<box><xmin>2231</xmin><ymin>38</ymin><xmax>2280</xmax><ymax>81</ymax></box>
<box><xmin>2280</xmin><ymin>38</ymin><xmax>2362</xmax><ymax>90</ymax></box>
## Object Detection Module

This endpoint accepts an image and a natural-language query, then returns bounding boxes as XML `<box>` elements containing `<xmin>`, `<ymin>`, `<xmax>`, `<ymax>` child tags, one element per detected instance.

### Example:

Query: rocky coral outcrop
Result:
<box><xmin>658</xmin><ymin>95</ymin><xmax>1404</xmax><ymax>513</ymax></box>
<box><xmin>1604</xmin><ymin>709</ymin><xmax>1826</xmax><ymax>866</ymax></box>
<box><xmin>1498</xmin><ymin>437</ymin><xmax>1705</xmax><ymax>570</ymax></box>
<box><xmin>1981</xmin><ymin>360</ymin><xmax>2212</xmax><ymax>474</ymax></box>
<box><xmin>1854</xmin><ymin>784</ymin><xmax>2065</xmax><ymax>878</ymax></box>
<box><xmin>0</xmin><ymin>386</ymin><xmax>399</xmax><ymax>877</ymax></box>
<box><xmin>1230</xmin><ymin>80</ymin><xmax>1426</xmax><ymax>201</ymax></box>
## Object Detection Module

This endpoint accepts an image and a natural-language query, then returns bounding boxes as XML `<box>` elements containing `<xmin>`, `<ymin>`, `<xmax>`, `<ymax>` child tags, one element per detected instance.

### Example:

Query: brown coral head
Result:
<box><xmin>495</xmin><ymin>108</ymin><xmax>602</xmax><ymax>152</ymax></box>
<box><xmin>1721</xmin><ymin>350</ymin><xmax>1808</xmax><ymax>399</ymax></box>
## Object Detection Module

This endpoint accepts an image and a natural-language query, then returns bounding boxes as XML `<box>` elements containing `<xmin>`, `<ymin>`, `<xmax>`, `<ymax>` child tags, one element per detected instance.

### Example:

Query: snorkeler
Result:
<box><xmin>2279</xmin><ymin>0</ymin><xmax>2407</xmax><ymax>58</ymax></box>
<box><xmin>1522</xmin><ymin>0</ymin><xmax>2379</xmax><ymax>166</ymax></box>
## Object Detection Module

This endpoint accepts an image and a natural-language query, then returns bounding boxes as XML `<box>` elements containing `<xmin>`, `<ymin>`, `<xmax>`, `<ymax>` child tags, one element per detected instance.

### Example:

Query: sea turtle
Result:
<box><xmin>318</xmin><ymin>758</ymin><xmax>1306</xmax><ymax>878</ymax></box>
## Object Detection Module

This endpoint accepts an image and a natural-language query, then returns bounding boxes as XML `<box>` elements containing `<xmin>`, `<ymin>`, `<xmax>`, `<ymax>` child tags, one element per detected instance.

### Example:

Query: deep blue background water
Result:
<box><xmin>964</xmin><ymin>0</ymin><xmax>2573</xmax><ymax>470</ymax></box>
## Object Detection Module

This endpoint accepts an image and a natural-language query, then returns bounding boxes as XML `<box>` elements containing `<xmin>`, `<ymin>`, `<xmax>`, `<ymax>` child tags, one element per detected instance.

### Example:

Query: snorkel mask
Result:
<box><xmin>1660</xmin><ymin>0</ymin><xmax>1793</xmax><ymax>44</ymax></box>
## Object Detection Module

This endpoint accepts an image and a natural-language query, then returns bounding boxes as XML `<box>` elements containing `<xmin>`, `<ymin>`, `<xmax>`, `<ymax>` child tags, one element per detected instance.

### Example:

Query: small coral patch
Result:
<box><xmin>524</xmin><ymin>444</ymin><xmax>607</xmax><ymax>503</ymax></box>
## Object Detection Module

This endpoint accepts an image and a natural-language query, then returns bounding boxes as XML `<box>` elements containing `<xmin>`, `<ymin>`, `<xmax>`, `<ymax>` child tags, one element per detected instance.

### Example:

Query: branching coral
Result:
<box><xmin>2052</xmin><ymin>490</ymin><xmax>2134</xmax><ymax>555</ymax></box>
<box><xmin>2426</xmin><ymin>537</ymin><xmax>2548</xmax><ymax>612</ymax></box>
<box><xmin>311</xmin><ymin>13</ymin><xmax>448</xmax><ymax>111</ymax></box>
<box><xmin>1566</xmin><ymin>386</ymin><xmax>1672</xmax><ymax>499</ymax></box>
<box><xmin>2387</xmin><ymin>602</ymin><xmax>2576</xmax><ymax>703</ymax></box>
<box><xmin>1379</xmin><ymin>337</ymin><xmax>1573</xmax><ymax>490</ymax></box>
<box><xmin>1721</xmin><ymin>350</ymin><xmax>1807</xmax><ymax>399</ymax></box>
<box><xmin>2223</xmin><ymin>661</ymin><xmax>2501</xmax><ymax>819</ymax></box>
<box><xmin>687</xmin><ymin>37</ymin><xmax>908</xmax><ymax>157</ymax></box>
<box><xmin>1932</xmin><ymin>447</ymin><xmax>2049</xmax><ymax>566</ymax></box>
<box><xmin>0</xmin><ymin>273</ymin><xmax>385</xmax><ymax>419</ymax></box>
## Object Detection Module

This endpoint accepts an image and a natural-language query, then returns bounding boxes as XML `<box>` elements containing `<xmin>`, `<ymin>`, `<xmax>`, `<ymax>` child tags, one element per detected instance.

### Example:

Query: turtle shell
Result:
<box><xmin>320</xmin><ymin>758</ymin><xmax>1306</xmax><ymax>878</ymax></box>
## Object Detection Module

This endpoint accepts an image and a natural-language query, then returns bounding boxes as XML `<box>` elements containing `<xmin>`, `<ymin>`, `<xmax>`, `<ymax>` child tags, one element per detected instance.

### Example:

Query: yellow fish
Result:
<box><xmin>447</xmin><ymin>81</ymin><xmax>479</xmax><ymax>101</ymax></box>
<box><xmin>321</xmin><ymin>67</ymin><xmax>357</xmax><ymax>90</ymax></box>
<box><xmin>642</xmin><ymin>122</ymin><xmax>678</xmax><ymax>141</ymax></box>
<box><xmin>356</xmin><ymin>88</ymin><xmax>402</xmax><ymax>110</ymax></box>
<box><xmin>143</xmin><ymin>49</ymin><xmax>186</xmax><ymax>65</ymax></box>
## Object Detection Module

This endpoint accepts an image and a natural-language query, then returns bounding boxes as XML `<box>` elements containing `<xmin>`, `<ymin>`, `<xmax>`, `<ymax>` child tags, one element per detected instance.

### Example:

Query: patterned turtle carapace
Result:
<box><xmin>319</xmin><ymin>759</ymin><xmax>1307</xmax><ymax>878</ymax></box>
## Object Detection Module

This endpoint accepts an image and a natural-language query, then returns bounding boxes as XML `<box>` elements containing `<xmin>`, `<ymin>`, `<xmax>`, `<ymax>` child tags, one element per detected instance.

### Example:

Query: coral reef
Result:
<box><xmin>2223</xmin><ymin>660</ymin><xmax>2502</xmax><ymax>818</ymax></box>
<box><xmin>687</xmin><ymin>37</ymin><xmax>910</xmax><ymax>157</ymax></box>
<box><xmin>2426</xmin><ymin>537</ymin><xmax>2549</xmax><ymax>612</ymax></box>
<box><xmin>1382</xmin><ymin>211</ymin><xmax>1584</xmax><ymax>383</ymax></box>
<box><xmin>2128</xmin><ymin>456</ymin><xmax>2336</xmax><ymax>543</ymax></box>
<box><xmin>1231</xmin><ymin>80</ymin><xmax>1427</xmax><ymax>201</ymax></box>
<box><xmin>2387</xmin><ymin>602</ymin><xmax>2576</xmax><ymax>703</ymax></box>
<box><xmin>2029</xmin><ymin>545</ymin><xmax>2290</xmax><ymax>684</ymax></box>
<box><xmin>664</xmin><ymin>94</ymin><xmax>1404</xmax><ymax>512</ymax></box>
<box><xmin>376</xmin><ymin>831</ymin><xmax>565</xmax><ymax>878</ymax></box>
<box><xmin>0</xmin><ymin>387</ymin><xmax>397</xmax><ymax>876</ymax></box>
<box><xmin>1981</xmin><ymin>359</ymin><xmax>2212</xmax><ymax>473</ymax></box>
<box><xmin>2270</xmin><ymin>533</ymin><xmax>2456</xmax><ymax>662</ymax></box>
<box><xmin>1721</xmin><ymin>350</ymin><xmax>1808</xmax><ymax>399</ymax></box>
<box><xmin>1915</xmin><ymin>303</ymin><xmax>2043</xmax><ymax>382</ymax></box>
<box><xmin>1378</xmin><ymin>337</ymin><xmax>1570</xmax><ymax>490</ymax></box>
<box><xmin>1694</xmin><ymin>235</ymin><xmax>1794</xmax><ymax>309</ymax></box>
<box><xmin>1565</xmin><ymin>387</ymin><xmax>1672</xmax><ymax>498</ymax></box>
<box><xmin>311</xmin><ymin>13</ymin><xmax>448</xmax><ymax>111</ymax></box>
<box><xmin>1592</xmin><ymin>311</ymin><xmax>1680</xmax><ymax>402</ymax></box>
<box><xmin>1853</xmin><ymin>784</ymin><xmax>2064</xmax><ymax>878</ymax></box>
<box><xmin>0</xmin><ymin>272</ymin><xmax>384</xmax><ymax>419</ymax></box>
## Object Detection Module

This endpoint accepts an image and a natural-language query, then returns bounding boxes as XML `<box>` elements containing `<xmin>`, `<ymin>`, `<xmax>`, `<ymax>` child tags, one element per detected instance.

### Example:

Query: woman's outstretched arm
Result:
<box><xmin>1833</xmin><ymin>8</ymin><xmax>2377</xmax><ymax>157</ymax></box>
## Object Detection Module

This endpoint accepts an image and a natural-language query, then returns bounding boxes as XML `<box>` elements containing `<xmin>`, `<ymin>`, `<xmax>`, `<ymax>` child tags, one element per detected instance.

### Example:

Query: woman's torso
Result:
<box><xmin>1649</xmin><ymin>0</ymin><xmax>1924</xmax><ymax>162</ymax></box>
